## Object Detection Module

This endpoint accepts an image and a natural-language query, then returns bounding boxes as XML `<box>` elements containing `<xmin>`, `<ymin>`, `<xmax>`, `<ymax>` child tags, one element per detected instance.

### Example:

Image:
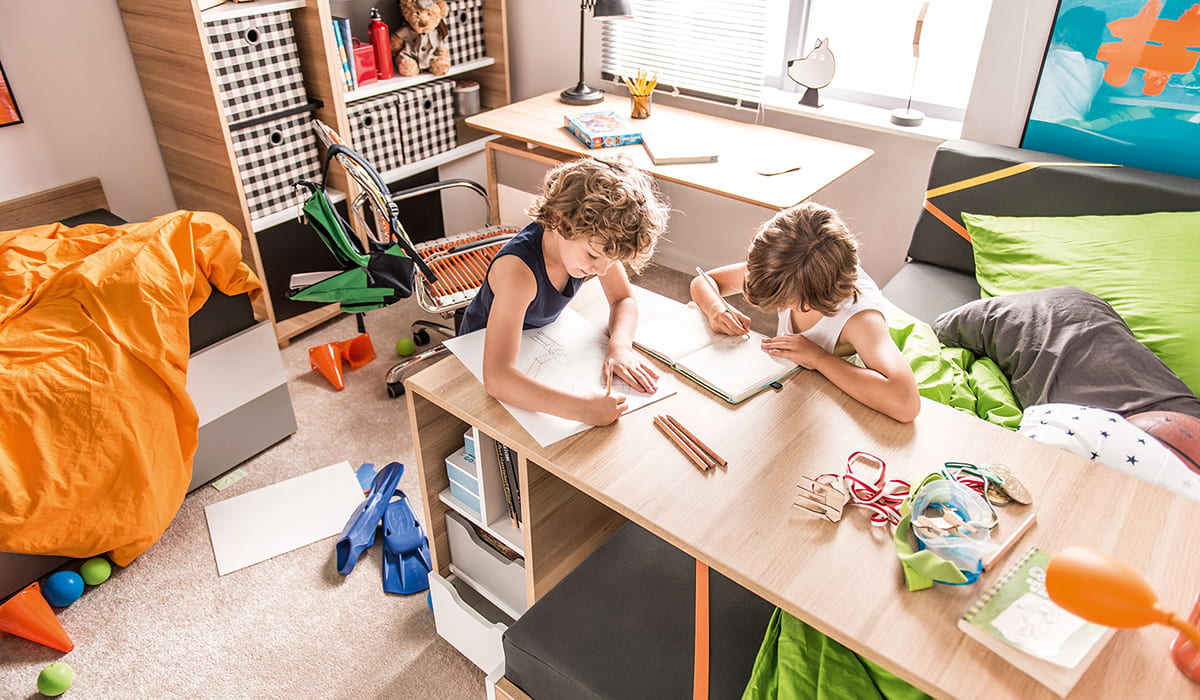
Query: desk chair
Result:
<box><xmin>304</xmin><ymin>120</ymin><xmax>516</xmax><ymax>398</ymax></box>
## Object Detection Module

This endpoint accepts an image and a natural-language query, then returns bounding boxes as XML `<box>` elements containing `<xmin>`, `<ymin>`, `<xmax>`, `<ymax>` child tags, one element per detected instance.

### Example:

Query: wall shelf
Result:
<box><xmin>345</xmin><ymin>58</ymin><xmax>495</xmax><ymax>103</ymax></box>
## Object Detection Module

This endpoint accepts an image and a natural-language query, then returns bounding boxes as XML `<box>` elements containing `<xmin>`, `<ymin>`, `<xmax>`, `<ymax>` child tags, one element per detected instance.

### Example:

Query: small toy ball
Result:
<box><xmin>42</xmin><ymin>571</ymin><xmax>84</xmax><ymax>607</ymax></box>
<box><xmin>1127</xmin><ymin>410</ymin><xmax>1200</xmax><ymax>473</ymax></box>
<box><xmin>395</xmin><ymin>337</ymin><xmax>416</xmax><ymax>357</ymax></box>
<box><xmin>37</xmin><ymin>662</ymin><xmax>75</xmax><ymax>696</ymax></box>
<box><xmin>80</xmin><ymin>557</ymin><xmax>112</xmax><ymax>586</ymax></box>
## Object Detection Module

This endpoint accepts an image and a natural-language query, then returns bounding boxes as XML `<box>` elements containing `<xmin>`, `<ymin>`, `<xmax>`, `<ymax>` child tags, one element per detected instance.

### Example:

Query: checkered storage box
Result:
<box><xmin>230</xmin><ymin>111</ymin><xmax>320</xmax><ymax>220</ymax></box>
<box><xmin>395</xmin><ymin>80</ymin><xmax>457</xmax><ymax>163</ymax></box>
<box><xmin>204</xmin><ymin>9</ymin><xmax>307</xmax><ymax>124</ymax></box>
<box><xmin>445</xmin><ymin>0</ymin><xmax>486</xmax><ymax>65</ymax></box>
<box><xmin>346</xmin><ymin>94</ymin><xmax>406</xmax><ymax>174</ymax></box>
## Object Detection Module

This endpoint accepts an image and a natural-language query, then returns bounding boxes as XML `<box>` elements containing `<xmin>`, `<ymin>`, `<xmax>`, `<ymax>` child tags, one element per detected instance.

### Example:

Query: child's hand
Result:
<box><xmin>705</xmin><ymin>304</ymin><xmax>752</xmax><ymax>336</ymax></box>
<box><xmin>761</xmin><ymin>333</ymin><xmax>824</xmax><ymax>369</ymax></box>
<box><xmin>605</xmin><ymin>345</ymin><xmax>659</xmax><ymax>393</ymax></box>
<box><xmin>579</xmin><ymin>392</ymin><xmax>629</xmax><ymax>426</ymax></box>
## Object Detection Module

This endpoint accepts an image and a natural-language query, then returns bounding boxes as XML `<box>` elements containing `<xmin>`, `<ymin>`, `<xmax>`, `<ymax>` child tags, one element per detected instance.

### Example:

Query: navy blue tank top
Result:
<box><xmin>458</xmin><ymin>222</ymin><xmax>584</xmax><ymax>335</ymax></box>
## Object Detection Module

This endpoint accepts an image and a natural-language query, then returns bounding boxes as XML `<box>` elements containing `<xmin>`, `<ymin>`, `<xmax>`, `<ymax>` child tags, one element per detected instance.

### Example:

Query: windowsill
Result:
<box><xmin>758</xmin><ymin>87</ymin><xmax>963</xmax><ymax>143</ymax></box>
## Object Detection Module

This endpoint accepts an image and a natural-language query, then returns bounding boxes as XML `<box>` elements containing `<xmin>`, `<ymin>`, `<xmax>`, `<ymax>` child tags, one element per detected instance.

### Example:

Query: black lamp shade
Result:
<box><xmin>593</xmin><ymin>0</ymin><xmax>633</xmax><ymax>19</ymax></box>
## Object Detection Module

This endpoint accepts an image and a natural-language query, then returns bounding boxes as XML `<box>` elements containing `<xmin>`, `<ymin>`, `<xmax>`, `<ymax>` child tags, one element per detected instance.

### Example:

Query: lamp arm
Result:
<box><xmin>576</xmin><ymin>3</ymin><xmax>588</xmax><ymax>87</ymax></box>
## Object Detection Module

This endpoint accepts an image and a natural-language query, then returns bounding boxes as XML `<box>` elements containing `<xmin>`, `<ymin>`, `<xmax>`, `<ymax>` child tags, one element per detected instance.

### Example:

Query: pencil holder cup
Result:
<box><xmin>630</xmin><ymin>92</ymin><xmax>652</xmax><ymax>119</ymax></box>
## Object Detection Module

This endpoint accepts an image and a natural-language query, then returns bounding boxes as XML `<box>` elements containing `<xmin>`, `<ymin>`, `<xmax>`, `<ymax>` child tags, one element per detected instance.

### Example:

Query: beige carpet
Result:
<box><xmin>0</xmin><ymin>264</ymin><xmax>771</xmax><ymax>699</ymax></box>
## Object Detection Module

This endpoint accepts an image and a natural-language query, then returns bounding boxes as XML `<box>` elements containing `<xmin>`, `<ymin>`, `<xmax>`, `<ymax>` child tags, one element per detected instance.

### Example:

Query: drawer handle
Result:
<box><xmin>423</xmin><ymin>98</ymin><xmax>433</xmax><ymax>112</ymax></box>
<box><xmin>268</xmin><ymin>129</ymin><xmax>284</xmax><ymax>146</ymax></box>
<box><xmin>458</xmin><ymin>11</ymin><xmax>469</xmax><ymax>23</ymax></box>
<box><xmin>362</xmin><ymin>114</ymin><xmax>375</xmax><ymax>129</ymax></box>
<box><xmin>243</xmin><ymin>26</ymin><xmax>261</xmax><ymax>45</ymax></box>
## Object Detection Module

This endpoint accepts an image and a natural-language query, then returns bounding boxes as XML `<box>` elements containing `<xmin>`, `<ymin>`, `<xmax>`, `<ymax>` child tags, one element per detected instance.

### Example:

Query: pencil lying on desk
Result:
<box><xmin>653</xmin><ymin>416</ymin><xmax>711</xmax><ymax>472</ymax></box>
<box><xmin>664</xmin><ymin>415</ymin><xmax>726</xmax><ymax>467</ymax></box>
<box><xmin>982</xmin><ymin>511</ymin><xmax>1037</xmax><ymax>571</ymax></box>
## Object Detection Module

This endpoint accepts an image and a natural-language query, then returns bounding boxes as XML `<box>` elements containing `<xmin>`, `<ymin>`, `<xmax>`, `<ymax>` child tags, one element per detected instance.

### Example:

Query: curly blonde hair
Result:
<box><xmin>743</xmin><ymin>202</ymin><xmax>860</xmax><ymax>315</ymax></box>
<box><xmin>527</xmin><ymin>158</ymin><xmax>669</xmax><ymax>273</ymax></box>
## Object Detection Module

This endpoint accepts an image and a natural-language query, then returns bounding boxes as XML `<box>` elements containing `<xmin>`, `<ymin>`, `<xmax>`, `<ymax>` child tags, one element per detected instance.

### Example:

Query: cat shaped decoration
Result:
<box><xmin>787</xmin><ymin>38</ymin><xmax>835</xmax><ymax>108</ymax></box>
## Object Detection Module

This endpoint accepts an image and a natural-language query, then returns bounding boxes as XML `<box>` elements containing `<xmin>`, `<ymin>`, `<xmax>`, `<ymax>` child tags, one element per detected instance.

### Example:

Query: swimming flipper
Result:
<box><xmin>381</xmin><ymin>490</ymin><xmax>432</xmax><ymax>595</ymax></box>
<box><xmin>335</xmin><ymin>461</ymin><xmax>404</xmax><ymax>576</ymax></box>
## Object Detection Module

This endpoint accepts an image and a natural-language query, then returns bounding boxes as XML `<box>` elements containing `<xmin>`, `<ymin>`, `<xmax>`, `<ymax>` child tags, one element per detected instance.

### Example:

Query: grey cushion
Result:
<box><xmin>932</xmin><ymin>286</ymin><xmax>1200</xmax><ymax>419</ymax></box>
<box><xmin>503</xmin><ymin>522</ymin><xmax>774</xmax><ymax>700</ymax></box>
<box><xmin>881</xmin><ymin>262</ymin><xmax>980</xmax><ymax>325</ymax></box>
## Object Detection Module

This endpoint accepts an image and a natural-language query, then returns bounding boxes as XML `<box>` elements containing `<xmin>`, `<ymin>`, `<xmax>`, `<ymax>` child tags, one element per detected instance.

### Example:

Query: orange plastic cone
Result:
<box><xmin>338</xmin><ymin>333</ymin><xmax>376</xmax><ymax>370</ymax></box>
<box><xmin>0</xmin><ymin>582</ymin><xmax>74</xmax><ymax>653</ymax></box>
<box><xmin>309</xmin><ymin>343</ymin><xmax>346</xmax><ymax>391</ymax></box>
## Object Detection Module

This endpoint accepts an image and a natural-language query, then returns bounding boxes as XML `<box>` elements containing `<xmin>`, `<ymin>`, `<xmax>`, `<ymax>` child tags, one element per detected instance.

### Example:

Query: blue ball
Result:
<box><xmin>43</xmin><ymin>571</ymin><xmax>84</xmax><ymax>607</ymax></box>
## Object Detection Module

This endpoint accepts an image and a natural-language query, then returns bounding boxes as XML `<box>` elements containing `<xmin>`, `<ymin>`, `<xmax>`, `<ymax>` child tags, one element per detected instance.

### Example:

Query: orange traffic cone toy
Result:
<box><xmin>0</xmin><ymin>582</ymin><xmax>74</xmax><ymax>653</ymax></box>
<box><xmin>309</xmin><ymin>332</ymin><xmax>376</xmax><ymax>391</ymax></box>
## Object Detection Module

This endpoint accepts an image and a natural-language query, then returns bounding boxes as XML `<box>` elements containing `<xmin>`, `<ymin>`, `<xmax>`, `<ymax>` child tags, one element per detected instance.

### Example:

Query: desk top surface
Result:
<box><xmin>466</xmin><ymin>91</ymin><xmax>874</xmax><ymax>210</ymax></box>
<box><xmin>406</xmin><ymin>281</ymin><xmax>1200</xmax><ymax>699</ymax></box>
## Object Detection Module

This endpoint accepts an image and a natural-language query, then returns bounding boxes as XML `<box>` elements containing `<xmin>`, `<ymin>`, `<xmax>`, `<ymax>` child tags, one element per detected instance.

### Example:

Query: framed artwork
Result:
<box><xmin>0</xmin><ymin>59</ymin><xmax>22</xmax><ymax>128</ymax></box>
<box><xmin>1021</xmin><ymin>0</ymin><xmax>1200</xmax><ymax>179</ymax></box>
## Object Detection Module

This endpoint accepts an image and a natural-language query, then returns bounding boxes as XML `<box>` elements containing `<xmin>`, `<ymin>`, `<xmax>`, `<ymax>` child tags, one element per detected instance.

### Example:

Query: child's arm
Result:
<box><xmin>598</xmin><ymin>263</ymin><xmax>659</xmax><ymax>393</ymax></box>
<box><xmin>761</xmin><ymin>310</ymin><xmax>921</xmax><ymax>422</ymax></box>
<box><xmin>689</xmin><ymin>263</ymin><xmax>752</xmax><ymax>335</ymax></box>
<box><xmin>481</xmin><ymin>256</ymin><xmax>628</xmax><ymax>426</ymax></box>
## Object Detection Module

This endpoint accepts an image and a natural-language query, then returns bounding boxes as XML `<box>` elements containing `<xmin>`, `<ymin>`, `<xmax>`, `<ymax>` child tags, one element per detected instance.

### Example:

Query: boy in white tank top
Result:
<box><xmin>691</xmin><ymin>203</ymin><xmax>919</xmax><ymax>422</ymax></box>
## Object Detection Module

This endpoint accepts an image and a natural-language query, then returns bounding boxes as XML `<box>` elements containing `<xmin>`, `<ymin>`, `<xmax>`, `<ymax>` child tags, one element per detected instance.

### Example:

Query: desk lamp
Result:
<box><xmin>560</xmin><ymin>0</ymin><xmax>633</xmax><ymax>105</ymax></box>
<box><xmin>1046</xmin><ymin>545</ymin><xmax>1200</xmax><ymax>682</ymax></box>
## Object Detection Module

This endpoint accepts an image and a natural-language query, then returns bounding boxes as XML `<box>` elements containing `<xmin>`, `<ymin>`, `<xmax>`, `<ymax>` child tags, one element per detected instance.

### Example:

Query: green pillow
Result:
<box><xmin>964</xmin><ymin>210</ymin><xmax>1200</xmax><ymax>398</ymax></box>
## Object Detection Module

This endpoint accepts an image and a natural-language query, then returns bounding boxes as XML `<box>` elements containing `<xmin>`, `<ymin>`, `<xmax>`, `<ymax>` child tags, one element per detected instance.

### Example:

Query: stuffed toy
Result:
<box><xmin>391</xmin><ymin>0</ymin><xmax>451</xmax><ymax>77</ymax></box>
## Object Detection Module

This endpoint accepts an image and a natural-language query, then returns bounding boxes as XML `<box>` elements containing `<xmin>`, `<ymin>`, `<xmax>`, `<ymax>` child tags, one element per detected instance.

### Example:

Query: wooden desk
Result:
<box><xmin>406</xmin><ymin>281</ymin><xmax>1200</xmax><ymax>699</ymax></box>
<box><xmin>466</xmin><ymin>91</ymin><xmax>874</xmax><ymax>217</ymax></box>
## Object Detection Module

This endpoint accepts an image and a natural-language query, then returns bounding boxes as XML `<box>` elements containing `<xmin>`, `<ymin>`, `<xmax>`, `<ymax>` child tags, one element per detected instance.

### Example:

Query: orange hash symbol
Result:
<box><xmin>1097</xmin><ymin>0</ymin><xmax>1200</xmax><ymax>96</ymax></box>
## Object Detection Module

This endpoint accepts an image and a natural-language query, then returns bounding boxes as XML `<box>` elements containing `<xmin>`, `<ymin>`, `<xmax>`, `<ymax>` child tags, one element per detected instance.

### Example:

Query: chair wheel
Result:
<box><xmin>387</xmin><ymin>382</ymin><xmax>406</xmax><ymax>398</ymax></box>
<box><xmin>413</xmin><ymin>329</ymin><xmax>431</xmax><ymax>347</ymax></box>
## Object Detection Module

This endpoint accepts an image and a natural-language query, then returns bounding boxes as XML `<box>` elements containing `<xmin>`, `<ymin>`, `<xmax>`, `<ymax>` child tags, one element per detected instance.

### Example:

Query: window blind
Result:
<box><xmin>600</xmin><ymin>0</ymin><xmax>769</xmax><ymax>107</ymax></box>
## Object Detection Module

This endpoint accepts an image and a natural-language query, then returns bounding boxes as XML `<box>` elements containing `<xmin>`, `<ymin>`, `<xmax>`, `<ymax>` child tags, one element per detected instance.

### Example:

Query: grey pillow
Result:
<box><xmin>932</xmin><ymin>286</ymin><xmax>1200</xmax><ymax>419</ymax></box>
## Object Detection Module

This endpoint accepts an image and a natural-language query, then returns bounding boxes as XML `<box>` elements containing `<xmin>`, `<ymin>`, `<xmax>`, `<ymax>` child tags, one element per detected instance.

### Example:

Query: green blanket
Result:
<box><xmin>741</xmin><ymin>301</ymin><xmax>1022</xmax><ymax>700</ymax></box>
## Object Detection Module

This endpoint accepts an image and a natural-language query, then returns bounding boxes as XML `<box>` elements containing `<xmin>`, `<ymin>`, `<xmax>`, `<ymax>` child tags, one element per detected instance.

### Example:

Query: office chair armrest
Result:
<box><xmin>391</xmin><ymin>179</ymin><xmax>491</xmax><ymax>226</ymax></box>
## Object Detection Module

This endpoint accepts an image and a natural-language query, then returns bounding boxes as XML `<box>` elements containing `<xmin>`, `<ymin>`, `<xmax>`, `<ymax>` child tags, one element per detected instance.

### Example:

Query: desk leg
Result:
<box><xmin>485</xmin><ymin>140</ymin><xmax>501</xmax><ymax>225</ymax></box>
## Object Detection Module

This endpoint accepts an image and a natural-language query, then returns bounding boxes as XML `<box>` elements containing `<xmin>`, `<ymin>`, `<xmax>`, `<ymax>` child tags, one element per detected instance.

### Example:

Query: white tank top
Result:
<box><xmin>775</xmin><ymin>268</ymin><xmax>885</xmax><ymax>353</ymax></box>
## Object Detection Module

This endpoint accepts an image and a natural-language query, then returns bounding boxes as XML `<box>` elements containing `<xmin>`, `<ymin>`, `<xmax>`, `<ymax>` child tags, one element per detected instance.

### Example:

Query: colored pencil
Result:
<box><xmin>664</xmin><ymin>415</ymin><xmax>726</xmax><ymax>467</ymax></box>
<box><xmin>982</xmin><ymin>511</ymin><xmax>1037</xmax><ymax>571</ymax></box>
<box><xmin>654</xmin><ymin>416</ymin><xmax>710</xmax><ymax>472</ymax></box>
<box><xmin>604</xmin><ymin>358</ymin><xmax>614</xmax><ymax>396</ymax></box>
<box><xmin>696</xmin><ymin>266</ymin><xmax>748</xmax><ymax>336</ymax></box>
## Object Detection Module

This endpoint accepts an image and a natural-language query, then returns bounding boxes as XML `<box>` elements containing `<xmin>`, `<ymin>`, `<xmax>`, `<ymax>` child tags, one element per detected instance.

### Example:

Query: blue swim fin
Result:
<box><xmin>381</xmin><ymin>490</ymin><xmax>432</xmax><ymax>595</ymax></box>
<box><xmin>335</xmin><ymin>462</ymin><xmax>404</xmax><ymax>576</ymax></box>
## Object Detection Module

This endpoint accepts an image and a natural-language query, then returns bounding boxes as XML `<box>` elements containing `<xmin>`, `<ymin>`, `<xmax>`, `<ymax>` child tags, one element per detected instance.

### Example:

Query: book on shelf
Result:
<box><xmin>492</xmin><ymin>439</ymin><xmax>521</xmax><ymax>528</ymax></box>
<box><xmin>564</xmin><ymin>111</ymin><xmax>643</xmax><ymax>149</ymax></box>
<box><xmin>641</xmin><ymin>131</ymin><xmax>719</xmax><ymax>165</ymax></box>
<box><xmin>958</xmin><ymin>546</ymin><xmax>1116</xmax><ymax>697</ymax></box>
<box><xmin>633</xmin><ymin>302</ymin><xmax>799</xmax><ymax>404</ymax></box>
<box><xmin>331</xmin><ymin>16</ymin><xmax>356</xmax><ymax>91</ymax></box>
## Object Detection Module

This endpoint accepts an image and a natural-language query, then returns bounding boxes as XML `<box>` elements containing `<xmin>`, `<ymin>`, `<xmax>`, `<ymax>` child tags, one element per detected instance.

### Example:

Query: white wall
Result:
<box><xmin>0</xmin><ymin>0</ymin><xmax>175</xmax><ymax>222</ymax></box>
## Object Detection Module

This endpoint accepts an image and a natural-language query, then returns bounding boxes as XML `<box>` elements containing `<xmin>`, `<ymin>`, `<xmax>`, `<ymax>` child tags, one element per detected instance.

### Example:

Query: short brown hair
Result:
<box><xmin>528</xmin><ymin>158</ymin><xmax>668</xmax><ymax>272</ymax></box>
<box><xmin>743</xmin><ymin>203</ymin><xmax>860</xmax><ymax>315</ymax></box>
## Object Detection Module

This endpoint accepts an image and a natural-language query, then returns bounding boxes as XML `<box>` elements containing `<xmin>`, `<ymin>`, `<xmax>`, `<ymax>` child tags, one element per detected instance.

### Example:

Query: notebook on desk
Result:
<box><xmin>634</xmin><ymin>302</ymin><xmax>799</xmax><ymax>404</ymax></box>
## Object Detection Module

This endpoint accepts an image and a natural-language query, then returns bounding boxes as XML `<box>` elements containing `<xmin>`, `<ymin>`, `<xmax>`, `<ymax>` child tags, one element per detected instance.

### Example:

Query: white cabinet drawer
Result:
<box><xmin>445</xmin><ymin>510</ymin><xmax>527</xmax><ymax>618</ymax></box>
<box><xmin>429</xmin><ymin>571</ymin><xmax>512</xmax><ymax>674</ymax></box>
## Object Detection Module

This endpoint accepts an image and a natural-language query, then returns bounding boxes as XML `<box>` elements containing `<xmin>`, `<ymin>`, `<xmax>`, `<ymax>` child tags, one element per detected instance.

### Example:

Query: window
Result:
<box><xmin>604</xmin><ymin>0</ymin><xmax>992</xmax><ymax>119</ymax></box>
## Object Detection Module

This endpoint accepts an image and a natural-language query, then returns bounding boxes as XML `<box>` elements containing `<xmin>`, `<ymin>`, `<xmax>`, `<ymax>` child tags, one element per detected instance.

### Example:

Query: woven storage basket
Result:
<box><xmin>346</xmin><ymin>94</ymin><xmax>406</xmax><ymax>174</ymax></box>
<box><xmin>204</xmin><ymin>9</ymin><xmax>307</xmax><ymax>124</ymax></box>
<box><xmin>445</xmin><ymin>0</ymin><xmax>486</xmax><ymax>65</ymax></box>
<box><xmin>395</xmin><ymin>80</ymin><xmax>457</xmax><ymax>164</ymax></box>
<box><xmin>230</xmin><ymin>111</ymin><xmax>320</xmax><ymax>220</ymax></box>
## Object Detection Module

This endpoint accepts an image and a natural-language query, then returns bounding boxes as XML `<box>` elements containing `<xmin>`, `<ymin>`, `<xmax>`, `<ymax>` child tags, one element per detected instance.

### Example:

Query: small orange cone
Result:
<box><xmin>0</xmin><ymin>582</ymin><xmax>74</xmax><ymax>653</ymax></box>
<box><xmin>338</xmin><ymin>332</ymin><xmax>376</xmax><ymax>370</ymax></box>
<box><xmin>309</xmin><ymin>343</ymin><xmax>346</xmax><ymax>391</ymax></box>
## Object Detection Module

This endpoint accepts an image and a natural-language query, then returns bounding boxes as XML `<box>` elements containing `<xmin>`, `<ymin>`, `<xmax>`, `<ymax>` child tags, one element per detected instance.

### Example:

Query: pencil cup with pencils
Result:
<box><xmin>624</xmin><ymin>70</ymin><xmax>657</xmax><ymax>119</ymax></box>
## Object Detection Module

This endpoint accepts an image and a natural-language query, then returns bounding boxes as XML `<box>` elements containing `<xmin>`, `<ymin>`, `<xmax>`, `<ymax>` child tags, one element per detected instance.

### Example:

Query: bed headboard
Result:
<box><xmin>0</xmin><ymin>178</ymin><xmax>109</xmax><ymax>230</ymax></box>
<box><xmin>909</xmin><ymin>140</ymin><xmax>1200</xmax><ymax>276</ymax></box>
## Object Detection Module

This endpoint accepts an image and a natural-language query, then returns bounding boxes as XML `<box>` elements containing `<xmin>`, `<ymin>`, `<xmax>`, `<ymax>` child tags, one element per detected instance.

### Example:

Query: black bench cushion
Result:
<box><xmin>503</xmin><ymin>522</ymin><xmax>775</xmax><ymax>700</ymax></box>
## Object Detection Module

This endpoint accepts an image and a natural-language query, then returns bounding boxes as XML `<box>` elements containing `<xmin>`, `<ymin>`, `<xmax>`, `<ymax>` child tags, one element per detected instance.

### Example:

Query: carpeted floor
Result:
<box><xmin>0</xmin><ymin>263</ymin><xmax>773</xmax><ymax>699</ymax></box>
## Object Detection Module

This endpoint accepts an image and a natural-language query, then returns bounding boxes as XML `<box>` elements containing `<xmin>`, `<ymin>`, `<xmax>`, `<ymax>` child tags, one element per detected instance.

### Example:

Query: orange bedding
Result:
<box><xmin>0</xmin><ymin>210</ymin><xmax>262</xmax><ymax>566</ymax></box>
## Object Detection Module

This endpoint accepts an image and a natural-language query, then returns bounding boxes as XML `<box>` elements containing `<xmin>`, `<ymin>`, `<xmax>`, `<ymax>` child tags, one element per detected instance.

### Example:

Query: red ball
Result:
<box><xmin>1127</xmin><ymin>411</ymin><xmax>1200</xmax><ymax>474</ymax></box>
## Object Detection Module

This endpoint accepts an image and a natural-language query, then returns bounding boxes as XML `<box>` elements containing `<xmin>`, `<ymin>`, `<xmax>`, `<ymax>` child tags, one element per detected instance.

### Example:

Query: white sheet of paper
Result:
<box><xmin>444</xmin><ymin>307</ymin><xmax>678</xmax><ymax>446</ymax></box>
<box><xmin>205</xmin><ymin>461</ymin><xmax>366</xmax><ymax>575</ymax></box>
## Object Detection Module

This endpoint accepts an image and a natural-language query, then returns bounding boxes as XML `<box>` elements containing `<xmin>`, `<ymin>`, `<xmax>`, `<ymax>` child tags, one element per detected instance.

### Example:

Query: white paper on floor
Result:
<box><xmin>205</xmin><ymin>461</ymin><xmax>366</xmax><ymax>575</ymax></box>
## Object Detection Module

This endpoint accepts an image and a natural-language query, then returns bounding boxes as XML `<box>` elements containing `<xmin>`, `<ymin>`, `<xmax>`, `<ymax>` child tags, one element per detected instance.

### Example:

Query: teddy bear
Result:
<box><xmin>390</xmin><ymin>0</ymin><xmax>451</xmax><ymax>77</ymax></box>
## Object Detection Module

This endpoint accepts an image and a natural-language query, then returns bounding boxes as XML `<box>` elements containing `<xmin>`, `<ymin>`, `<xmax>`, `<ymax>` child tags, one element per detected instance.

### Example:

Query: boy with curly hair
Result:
<box><xmin>459</xmin><ymin>157</ymin><xmax>670</xmax><ymax>426</ymax></box>
<box><xmin>691</xmin><ymin>202</ymin><xmax>920</xmax><ymax>422</ymax></box>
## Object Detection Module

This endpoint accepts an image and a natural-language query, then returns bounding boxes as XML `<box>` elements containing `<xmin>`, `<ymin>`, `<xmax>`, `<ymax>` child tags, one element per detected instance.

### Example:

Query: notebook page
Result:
<box><xmin>634</xmin><ymin>302</ymin><xmax>719</xmax><ymax>365</ymax></box>
<box><xmin>676</xmin><ymin>332</ymin><xmax>798</xmax><ymax>402</ymax></box>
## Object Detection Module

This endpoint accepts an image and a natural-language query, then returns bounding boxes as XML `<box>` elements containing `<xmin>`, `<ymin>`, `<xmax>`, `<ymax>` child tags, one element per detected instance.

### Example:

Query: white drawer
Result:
<box><xmin>429</xmin><ymin>571</ymin><xmax>512</xmax><ymax>674</ymax></box>
<box><xmin>445</xmin><ymin>510</ymin><xmax>528</xmax><ymax>618</ymax></box>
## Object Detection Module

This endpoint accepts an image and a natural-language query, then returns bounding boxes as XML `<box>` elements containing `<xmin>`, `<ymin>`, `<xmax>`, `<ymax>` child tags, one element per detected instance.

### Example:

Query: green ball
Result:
<box><xmin>37</xmin><ymin>662</ymin><xmax>74</xmax><ymax>696</ymax></box>
<box><xmin>395</xmin><ymin>337</ymin><xmax>416</xmax><ymax>357</ymax></box>
<box><xmin>80</xmin><ymin>557</ymin><xmax>112</xmax><ymax>585</ymax></box>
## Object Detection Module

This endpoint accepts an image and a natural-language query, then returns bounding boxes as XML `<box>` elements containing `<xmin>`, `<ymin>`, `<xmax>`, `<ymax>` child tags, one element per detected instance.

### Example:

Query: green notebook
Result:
<box><xmin>958</xmin><ymin>546</ymin><xmax>1115</xmax><ymax>697</ymax></box>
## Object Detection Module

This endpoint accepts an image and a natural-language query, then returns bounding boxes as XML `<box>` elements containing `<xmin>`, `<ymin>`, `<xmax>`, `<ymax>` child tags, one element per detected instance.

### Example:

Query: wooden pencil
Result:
<box><xmin>604</xmin><ymin>358</ymin><xmax>614</xmax><ymax>396</ymax></box>
<box><xmin>664</xmin><ymin>415</ymin><xmax>727</xmax><ymax>467</ymax></box>
<box><xmin>982</xmin><ymin>511</ymin><xmax>1037</xmax><ymax>571</ymax></box>
<box><xmin>654</xmin><ymin>416</ymin><xmax>711</xmax><ymax>471</ymax></box>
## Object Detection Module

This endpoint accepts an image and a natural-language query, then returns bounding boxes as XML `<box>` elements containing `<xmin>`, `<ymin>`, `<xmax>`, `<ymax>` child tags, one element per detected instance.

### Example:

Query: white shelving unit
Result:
<box><xmin>345</xmin><ymin>57</ymin><xmax>495</xmax><ymax>103</ymax></box>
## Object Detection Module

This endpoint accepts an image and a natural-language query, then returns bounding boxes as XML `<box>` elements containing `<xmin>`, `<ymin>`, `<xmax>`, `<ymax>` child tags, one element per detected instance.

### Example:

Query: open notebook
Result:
<box><xmin>634</xmin><ymin>302</ymin><xmax>800</xmax><ymax>404</ymax></box>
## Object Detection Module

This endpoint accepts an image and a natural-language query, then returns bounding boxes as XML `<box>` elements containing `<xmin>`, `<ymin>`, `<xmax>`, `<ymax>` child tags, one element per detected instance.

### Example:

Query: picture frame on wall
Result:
<box><xmin>1021</xmin><ymin>0</ymin><xmax>1200</xmax><ymax>180</ymax></box>
<box><xmin>0</xmin><ymin>60</ymin><xmax>22</xmax><ymax>128</ymax></box>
